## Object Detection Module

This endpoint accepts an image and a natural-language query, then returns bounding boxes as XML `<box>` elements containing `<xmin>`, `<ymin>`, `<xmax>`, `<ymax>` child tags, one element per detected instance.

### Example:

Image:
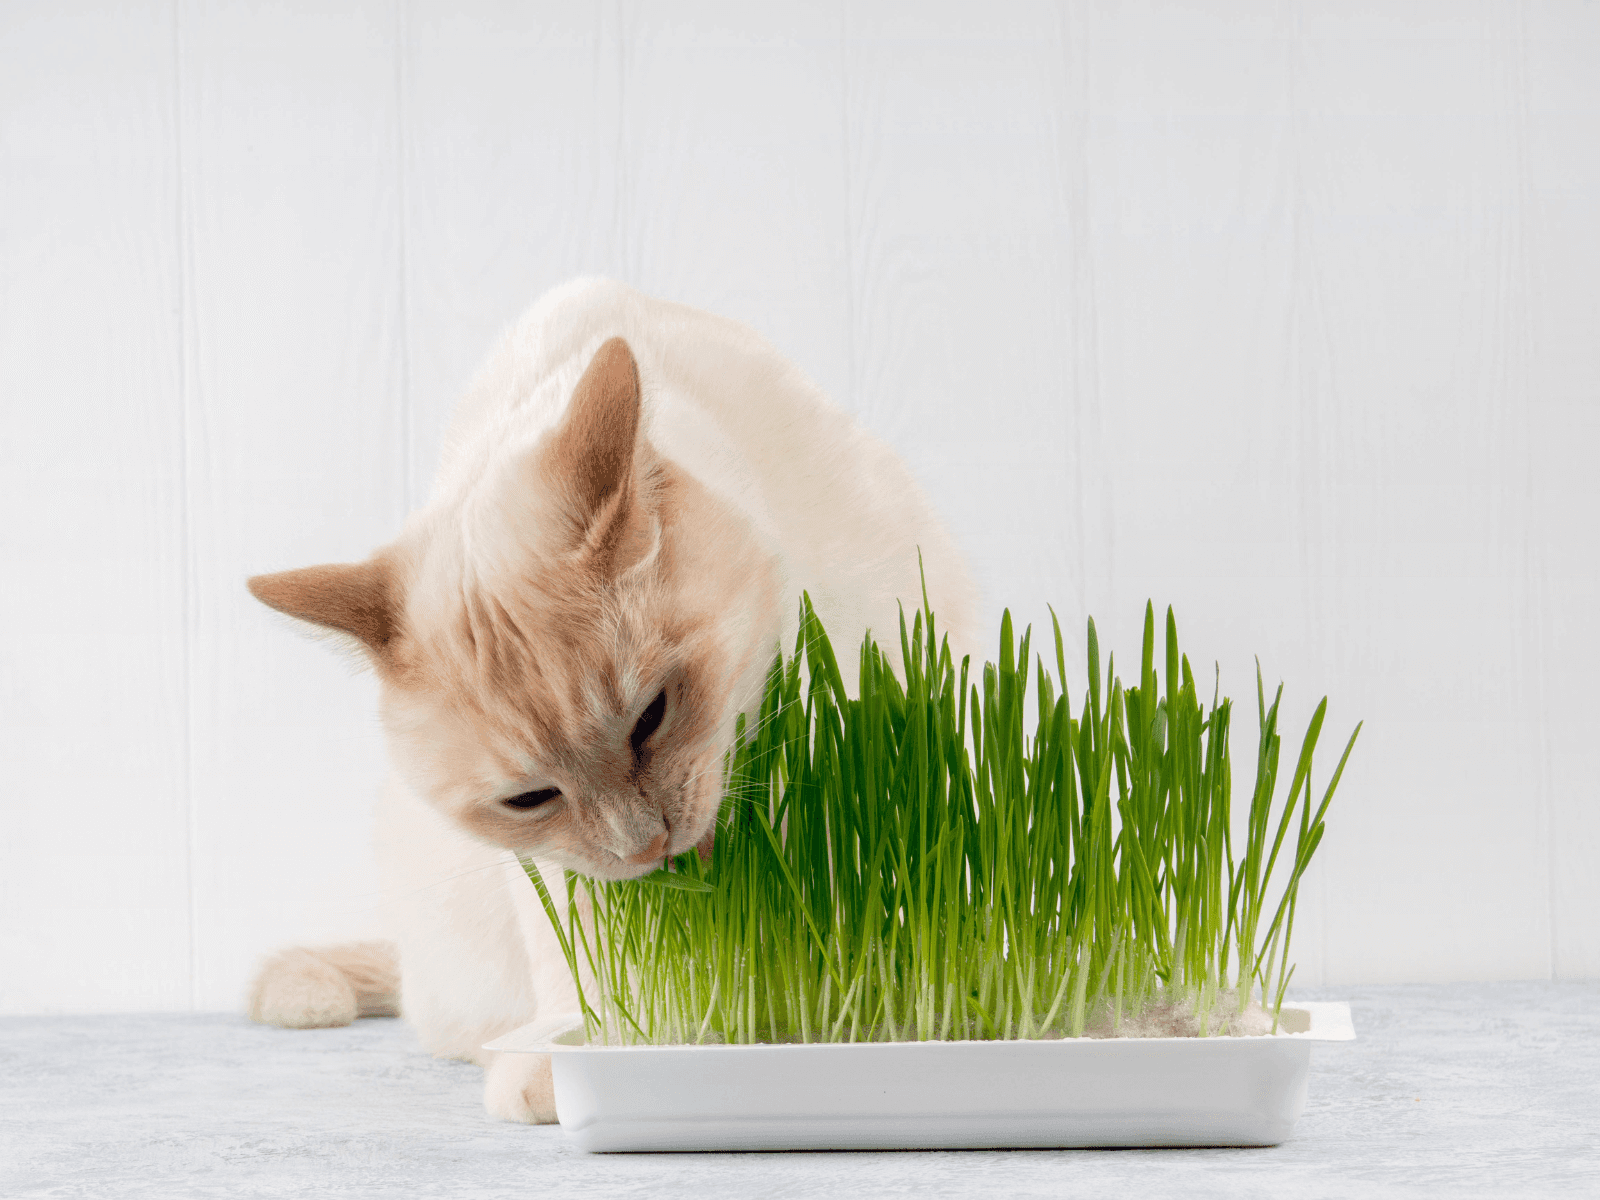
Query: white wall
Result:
<box><xmin>2</xmin><ymin>1</ymin><xmax>1595</xmax><ymax>1013</ymax></box>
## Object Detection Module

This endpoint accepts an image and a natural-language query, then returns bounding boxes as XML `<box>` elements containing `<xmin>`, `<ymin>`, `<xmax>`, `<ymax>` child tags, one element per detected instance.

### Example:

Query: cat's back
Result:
<box><xmin>433</xmin><ymin>278</ymin><xmax>980</xmax><ymax>666</ymax></box>
<box><xmin>436</xmin><ymin>277</ymin><xmax>832</xmax><ymax>479</ymax></box>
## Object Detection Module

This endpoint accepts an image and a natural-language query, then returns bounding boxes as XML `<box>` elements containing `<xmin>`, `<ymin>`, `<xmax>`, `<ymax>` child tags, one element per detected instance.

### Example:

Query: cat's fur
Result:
<box><xmin>246</xmin><ymin>278</ymin><xmax>980</xmax><ymax>1122</ymax></box>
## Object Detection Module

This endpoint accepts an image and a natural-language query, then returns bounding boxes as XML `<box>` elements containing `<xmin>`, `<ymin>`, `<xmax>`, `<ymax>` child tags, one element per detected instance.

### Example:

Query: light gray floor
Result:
<box><xmin>2</xmin><ymin>982</ymin><xmax>1596</xmax><ymax>1199</ymax></box>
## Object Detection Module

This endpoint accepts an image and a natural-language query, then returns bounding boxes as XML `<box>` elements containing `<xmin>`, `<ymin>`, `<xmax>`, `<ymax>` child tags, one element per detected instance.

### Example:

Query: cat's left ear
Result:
<box><xmin>543</xmin><ymin>336</ymin><xmax>659</xmax><ymax>576</ymax></box>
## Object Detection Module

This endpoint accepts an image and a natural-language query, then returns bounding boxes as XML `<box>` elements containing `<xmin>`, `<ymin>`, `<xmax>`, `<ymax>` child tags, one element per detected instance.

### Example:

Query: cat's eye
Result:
<box><xmin>630</xmin><ymin>689</ymin><xmax>667</xmax><ymax>755</ymax></box>
<box><xmin>504</xmin><ymin>788</ymin><xmax>560</xmax><ymax>811</ymax></box>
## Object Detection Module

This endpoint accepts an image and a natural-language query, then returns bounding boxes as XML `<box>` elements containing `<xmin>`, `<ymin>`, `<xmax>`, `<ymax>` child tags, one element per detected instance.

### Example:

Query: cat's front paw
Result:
<box><xmin>484</xmin><ymin>1052</ymin><xmax>557</xmax><ymax>1124</ymax></box>
<box><xmin>247</xmin><ymin>947</ymin><xmax>358</xmax><ymax>1029</ymax></box>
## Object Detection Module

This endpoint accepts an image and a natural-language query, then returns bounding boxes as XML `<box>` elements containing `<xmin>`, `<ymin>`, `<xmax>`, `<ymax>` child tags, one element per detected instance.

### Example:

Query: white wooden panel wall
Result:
<box><xmin>1</xmin><ymin>1</ymin><xmax>1595</xmax><ymax>1013</ymax></box>
<box><xmin>0</xmin><ymin>3</ymin><xmax>191</xmax><ymax>1010</ymax></box>
<box><xmin>179</xmin><ymin>0</ymin><xmax>407</xmax><ymax>1011</ymax></box>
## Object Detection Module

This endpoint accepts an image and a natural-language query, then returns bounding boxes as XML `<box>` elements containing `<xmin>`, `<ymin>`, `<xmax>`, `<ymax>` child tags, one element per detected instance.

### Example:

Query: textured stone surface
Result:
<box><xmin>2</xmin><ymin>982</ymin><xmax>1596</xmax><ymax>1198</ymax></box>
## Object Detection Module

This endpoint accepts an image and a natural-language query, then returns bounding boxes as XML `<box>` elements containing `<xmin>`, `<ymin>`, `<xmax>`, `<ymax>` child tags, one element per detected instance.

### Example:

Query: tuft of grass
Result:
<box><xmin>526</xmin><ymin>592</ymin><xmax>1360</xmax><ymax>1045</ymax></box>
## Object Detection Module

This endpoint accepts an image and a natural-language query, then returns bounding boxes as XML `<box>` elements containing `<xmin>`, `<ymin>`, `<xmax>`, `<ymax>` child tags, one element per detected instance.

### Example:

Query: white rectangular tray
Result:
<box><xmin>485</xmin><ymin>1001</ymin><xmax>1354</xmax><ymax>1152</ymax></box>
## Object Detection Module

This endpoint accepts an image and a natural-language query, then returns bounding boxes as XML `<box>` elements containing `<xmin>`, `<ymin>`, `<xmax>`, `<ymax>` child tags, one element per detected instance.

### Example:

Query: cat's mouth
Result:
<box><xmin>584</xmin><ymin>846</ymin><xmax>672</xmax><ymax>882</ymax></box>
<box><xmin>604</xmin><ymin>854</ymin><xmax>666</xmax><ymax>880</ymax></box>
<box><xmin>546</xmin><ymin>753</ymin><xmax>724</xmax><ymax>881</ymax></box>
<box><xmin>590</xmin><ymin>801</ymin><xmax>716</xmax><ymax>881</ymax></box>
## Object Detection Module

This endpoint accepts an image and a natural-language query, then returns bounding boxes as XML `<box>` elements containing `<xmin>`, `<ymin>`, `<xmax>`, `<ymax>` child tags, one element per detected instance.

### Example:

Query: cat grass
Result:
<box><xmin>525</xmin><ymin>591</ymin><xmax>1360</xmax><ymax>1045</ymax></box>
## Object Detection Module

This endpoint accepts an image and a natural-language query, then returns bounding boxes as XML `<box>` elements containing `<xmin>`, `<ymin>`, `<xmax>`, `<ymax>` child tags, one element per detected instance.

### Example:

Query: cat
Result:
<box><xmin>245</xmin><ymin>277</ymin><xmax>980</xmax><ymax>1122</ymax></box>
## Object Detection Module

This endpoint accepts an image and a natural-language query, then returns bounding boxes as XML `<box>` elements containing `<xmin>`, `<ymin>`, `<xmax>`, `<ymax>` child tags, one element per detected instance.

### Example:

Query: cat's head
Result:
<box><xmin>249</xmin><ymin>338</ymin><xmax>781</xmax><ymax>879</ymax></box>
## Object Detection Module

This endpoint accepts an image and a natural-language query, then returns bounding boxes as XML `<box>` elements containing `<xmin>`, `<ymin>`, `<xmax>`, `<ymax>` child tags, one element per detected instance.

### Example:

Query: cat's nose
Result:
<box><xmin>626</xmin><ymin>830</ymin><xmax>669</xmax><ymax>866</ymax></box>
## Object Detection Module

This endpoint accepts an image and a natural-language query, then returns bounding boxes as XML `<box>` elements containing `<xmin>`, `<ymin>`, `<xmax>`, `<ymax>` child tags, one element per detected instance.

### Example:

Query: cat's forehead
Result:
<box><xmin>407</xmin><ymin>569</ymin><xmax>673</xmax><ymax>726</ymax></box>
<box><xmin>383</xmin><ymin>489</ymin><xmax>723</xmax><ymax>774</ymax></box>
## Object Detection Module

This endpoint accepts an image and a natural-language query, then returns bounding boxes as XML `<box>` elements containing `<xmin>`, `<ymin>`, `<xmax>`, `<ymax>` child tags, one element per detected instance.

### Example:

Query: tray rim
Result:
<box><xmin>483</xmin><ymin>998</ymin><xmax>1354</xmax><ymax>1053</ymax></box>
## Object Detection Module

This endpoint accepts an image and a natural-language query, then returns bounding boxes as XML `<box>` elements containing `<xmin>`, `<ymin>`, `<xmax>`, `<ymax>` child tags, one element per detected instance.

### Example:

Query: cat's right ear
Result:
<box><xmin>541</xmin><ymin>336</ymin><xmax>658</xmax><ymax>576</ymax></box>
<box><xmin>247</xmin><ymin>558</ymin><xmax>398</xmax><ymax>662</ymax></box>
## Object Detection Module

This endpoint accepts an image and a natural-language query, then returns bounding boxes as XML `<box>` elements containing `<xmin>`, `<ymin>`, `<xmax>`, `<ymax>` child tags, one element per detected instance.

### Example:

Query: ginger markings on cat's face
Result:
<box><xmin>378</xmin><ymin>555</ymin><xmax>744</xmax><ymax>880</ymax></box>
<box><xmin>247</xmin><ymin>337</ymin><xmax>781</xmax><ymax>881</ymax></box>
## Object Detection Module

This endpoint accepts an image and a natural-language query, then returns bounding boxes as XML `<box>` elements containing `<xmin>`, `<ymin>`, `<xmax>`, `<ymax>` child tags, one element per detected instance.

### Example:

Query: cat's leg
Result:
<box><xmin>477</xmin><ymin>853</ymin><xmax>596</xmax><ymax>1123</ymax></box>
<box><xmin>248</xmin><ymin>941</ymin><xmax>400</xmax><ymax>1028</ymax></box>
<box><xmin>506</xmin><ymin>852</ymin><xmax>590</xmax><ymax>1036</ymax></box>
<box><xmin>375</xmin><ymin>770</ymin><xmax>569</xmax><ymax>1123</ymax></box>
<box><xmin>482</xmin><ymin>1046</ymin><xmax>556</xmax><ymax>1124</ymax></box>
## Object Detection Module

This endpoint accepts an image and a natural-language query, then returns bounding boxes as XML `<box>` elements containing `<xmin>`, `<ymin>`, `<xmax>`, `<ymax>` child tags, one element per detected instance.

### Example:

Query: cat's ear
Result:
<box><xmin>543</xmin><ymin>336</ymin><xmax>658</xmax><ymax>575</ymax></box>
<box><xmin>247</xmin><ymin>558</ymin><xmax>398</xmax><ymax>660</ymax></box>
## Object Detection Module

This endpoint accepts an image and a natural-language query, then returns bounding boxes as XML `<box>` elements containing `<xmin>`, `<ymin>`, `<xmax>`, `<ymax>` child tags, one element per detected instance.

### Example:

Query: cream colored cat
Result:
<box><xmin>246</xmin><ymin>278</ymin><xmax>979</xmax><ymax>1122</ymax></box>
